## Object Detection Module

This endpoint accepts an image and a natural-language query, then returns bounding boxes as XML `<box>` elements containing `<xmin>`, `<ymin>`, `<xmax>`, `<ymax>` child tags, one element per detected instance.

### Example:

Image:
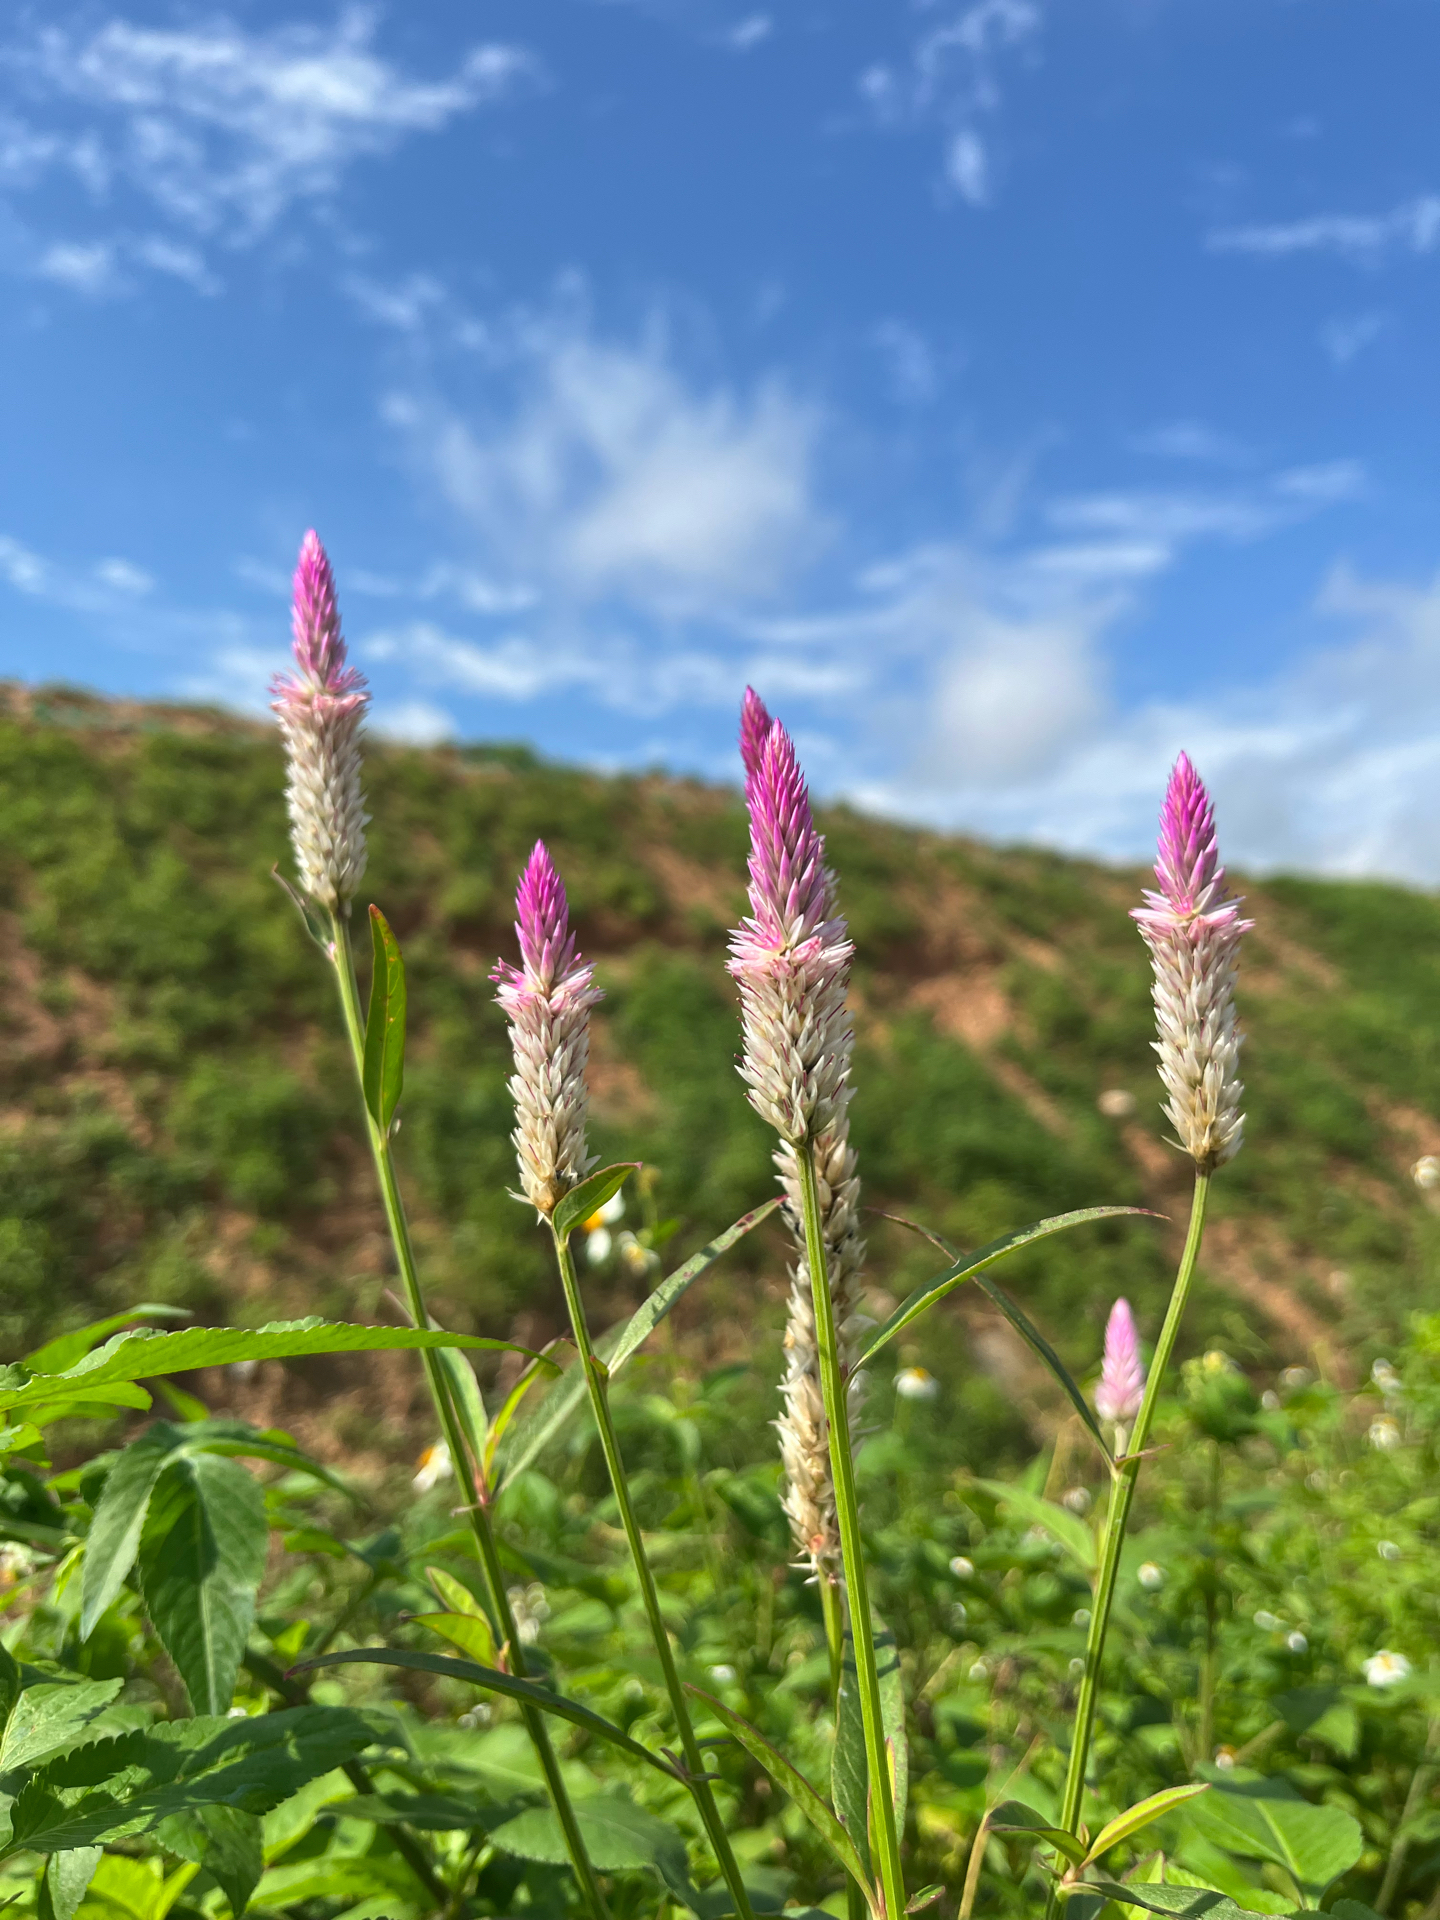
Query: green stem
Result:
<box><xmin>793</xmin><ymin>1144</ymin><xmax>906</xmax><ymax>1920</ymax></box>
<box><xmin>551</xmin><ymin>1225</ymin><xmax>758</xmax><ymax>1920</ymax></box>
<box><xmin>329</xmin><ymin>913</ymin><xmax>611</xmax><ymax>1920</ymax></box>
<box><xmin>1052</xmin><ymin>1171</ymin><xmax>1211</xmax><ymax>1887</ymax></box>
<box><xmin>819</xmin><ymin>1569</ymin><xmax>844</xmax><ymax>1705</ymax></box>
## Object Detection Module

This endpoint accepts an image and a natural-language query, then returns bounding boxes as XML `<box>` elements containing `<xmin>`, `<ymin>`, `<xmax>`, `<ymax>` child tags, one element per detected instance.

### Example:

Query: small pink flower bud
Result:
<box><xmin>1096</xmin><ymin>1298</ymin><xmax>1145</xmax><ymax>1424</ymax></box>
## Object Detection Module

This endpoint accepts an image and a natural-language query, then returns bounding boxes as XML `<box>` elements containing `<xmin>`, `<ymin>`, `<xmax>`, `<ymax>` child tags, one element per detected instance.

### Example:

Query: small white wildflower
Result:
<box><xmin>1061</xmin><ymin>1486</ymin><xmax>1092</xmax><ymax>1515</ymax></box>
<box><xmin>1412</xmin><ymin>1155</ymin><xmax>1440</xmax><ymax>1191</ymax></box>
<box><xmin>1261</xmin><ymin>1389</ymin><xmax>1281</xmax><ymax>1411</ymax></box>
<box><xmin>895</xmin><ymin>1366</ymin><xmax>939</xmax><ymax>1402</ymax></box>
<box><xmin>617</xmin><ymin>1231</ymin><xmax>657</xmax><ymax>1277</ymax></box>
<box><xmin>1378</xmin><ymin>1540</ymin><xmax>1401</xmax><ymax>1562</ymax></box>
<box><xmin>1306</xmin><ymin>1470</ymin><xmax>1328</xmax><ymax>1491</ymax></box>
<box><xmin>1068</xmin><ymin>1657</ymin><xmax>1085</xmax><ymax>1676</ymax></box>
<box><xmin>1286</xmin><ymin>1632</ymin><xmax>1308</xmax><ymax>1654</ymax></box>
<box><xmin>1213</xmin><ymin>1745</ymin><xmax>1238</xmax><ymax>1771</ymax></box>
<box><xmin>1363</xmin><ymin>1650</ymin><xmax>1412</xmax><ymax>1688</ymax></box>
<box><xmin>708</xmin><ymin>1663</ymin><xmax>737</xmax><ymax>1683</ymax></box>
<box><xmin>0</xmin><ymin>1543</ymin><xmax>37</xmax><ymax>1585</ymax></box>
<box><xmin>1253</xmin><ymin>1610</ymin><xmax>1282</xmax><ymax>1632</ymax></box>
<box><xmin>949</xmin><ymin>1555</ymin><xmax>974</xmax><ymax>1579</ymax></box>
<box><xmin>590</xmin><ymin>1190</ymin><xmax>626</xmax><ymax>1226</ymax></box>
<box><xmin>1372</xmin><ymin>1358</ymin><xmax>1401</xmax><ymax>1392</ymax></box>
<box><xmin>1369</xmin><ymin>1416</ymin><xmax>1402</xmax><ymax>1451</ymax></box>
<box><xmin>968</xmin><ymin>1660</ymin><xmax>989</xmax><ymax>1683</ymax></box>
<box><xmin>1137</xmin><ymin>1562</ymin><xmax>1165</xmax><ymax>1591</ymax></box>
<box><xmin>949</xmin><ymin>1602</ymin><xmax>968</xmax><ymax>1630</ymax></box>
<box><xmin>412</xmin><ymin>1441</ymin><xmax>452</xmax><ymax>1493</ymax></box>
<box><xmin>458</xmin><ymin>1704</ymin><xmax>491</xmax><ymax>1729</ymax></box>
<box><xmin>1279</xmin><ymin>1366</ymin><xmax>1312</xmax><ymax>1392</ymax></box>
<box><xmin>1096</xmin><ymin>1088</ymin><xmax>1136</xmax><ymax>1119</ymax></box>
<box><xmin>585</xmin><ymin>1226</ymin><xmax>613</xmax><ymax>1266</ymax></box>
<box><xmin>1072</xmin><ymin>1608</ymin><xmax>1092</xmax><ymax>1628</ymax></box>
<box><xmin>506</xmin><ymin>1583</ymin><xmax>549</xmax><ymax>1646</ymax></box>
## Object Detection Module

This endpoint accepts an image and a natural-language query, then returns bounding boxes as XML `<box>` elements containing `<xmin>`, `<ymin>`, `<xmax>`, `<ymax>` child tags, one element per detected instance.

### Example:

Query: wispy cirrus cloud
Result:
<box><xmin>857</xmin><ymin>0</ymin><xmax>1041</xmax><ymax>209</ymax></box>
<box><xmin>1209</xmin><ymin>194</ymin><xmax>1440</xmax><ymax>263</ymax></box>
<box><xmin>0</xmin><ymin>9</ymin><xmax>537</xmax><ymax>292</ymax></box>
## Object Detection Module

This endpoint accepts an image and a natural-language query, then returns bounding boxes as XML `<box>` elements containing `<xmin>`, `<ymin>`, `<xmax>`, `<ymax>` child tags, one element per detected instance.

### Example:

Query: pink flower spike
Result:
<box><xmin>1131</xmin><ymin>754</ymin><xmax>1253</xmax><ymax>1170</ymax></box>
<box><xmin>1096</xmin><ymin>1298</ymin><xmax>1145</xmax><ymax>1425</ymax></box>
<box><xmin>493</xmin><ymin>842</ymin><xmax>602</xmax><ymax>1217</ymax></box>
<box><xmin>271</xmin><ymin>530</ymin><xmax>369</xmax><ymax>910</ymax></box>
<box><xmin>740</xmin><ymin>685</ymin><xmax>774</xmax><ymax>783</ymax></box>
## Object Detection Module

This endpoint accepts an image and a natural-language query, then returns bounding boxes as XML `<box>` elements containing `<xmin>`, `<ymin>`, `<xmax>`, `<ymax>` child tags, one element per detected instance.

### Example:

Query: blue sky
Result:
<box><xmin>2</xmin><ymin>2</ymin><xmax>1439</xmax><ymax>879</ymax></box>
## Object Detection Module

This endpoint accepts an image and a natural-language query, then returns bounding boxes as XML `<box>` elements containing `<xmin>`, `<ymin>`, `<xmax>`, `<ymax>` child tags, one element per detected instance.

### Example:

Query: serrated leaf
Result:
<box><xmin>138</xmin><ymin>1453</ymin><xmax>269</xmax><ymax>1714</ymax></box>
<box><xmin>25</xmin><ymin>1308</ymin><xmax>191</xmax><ymax>1378</ymax></box>
<box><xmin>491</xmin><ymin>1793</ymin><xmax>690</xmax><ymax>1877</ymax></box>
<box><xmin>855</xmin><ymin>1209</ymin><xmax>1153</xmax><ymax>1367</ymax></box>
<box><xmin>0</xmin><ymin>1320</ymin><xmax>544</xmax><ymax>1426</ymax></box>
<box><xmin>0</xmin><ymin>1678</ymin><xmax>122</xmax><ymax>1775</ymax></box>
<box><xmin>5</xmin><ymin>1706</ymin><xmax>384</xmax><ymax>1856</ymax></box>
<box><xmin>969</xmin><ymin>1480</ymin><xmax>1097</xmax><ymax>1572</ymax></box>
<box><xmin>1186</xmin><ymin>1782</ymin><xmax>1362</xmax><ymax>1899</ymax></box>
<box><xmin>156</xmin><ymin>1806</ymin><xmax>263</xmax><ymax>1917</ymax></box>
<box><xmin>497</xmin><ymin>1198</ymin><xmax>780</xmax><ymax>1488</ymax></box>
<box><xmin>80</xmin><ymin>1422</ymin><xmax>184</xmax><ymax>1639</ymax></box>
<box><xmin>362</xmin><ymin>907</ymin><xmax>406</xmax><ymax>1133</ymax></box>
<box><xmin>1084</xmin><ymin>1784</ymin><xmax>1210</xmax><ymax>1866</ymax></box>
<box><xmin>988</xmin><ymin>1800</ymin><xmax>1088</xmax><ymax>1865</ymax></box>
<box><xmin>294</xmin><ymin>1647</ymin><xmax>677</xmax><ymax>1781</ymax></box>
<box><xmin>685</xmin><ymin>1685</ymin><xmax>880</xmax><ymax>1915</ymax></box>
<box><xmin>551</xmin><ymin>1165</ymin><xmax>640</xmax><ymax>1243</ymax></box>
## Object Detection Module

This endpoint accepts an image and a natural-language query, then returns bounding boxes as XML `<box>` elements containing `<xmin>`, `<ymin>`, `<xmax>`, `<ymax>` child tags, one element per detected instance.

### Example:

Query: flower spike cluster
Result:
<box><xmin>493</xmin><ymin>842</ymin><xmax>602</xmax><ymax>1217</ymax></box>
<box><xmin>1132</xmin><ymin>753</ymin><xmax>1252</xmax><ymax>1171</ymax></box>
<box><xmin>730</xmin><ymin>691</ymin><xmax>867</xmax><ymax>1575</ymax></box>
<box><xmin>1096</xmin><ymin>1298</ymin><xmax>1145</xmax><ymax>1427</ymax></box>
<box><xmin>271</xmin><ymin>531</ymin><xmax>370</xmax><ymax>910</ymax></box>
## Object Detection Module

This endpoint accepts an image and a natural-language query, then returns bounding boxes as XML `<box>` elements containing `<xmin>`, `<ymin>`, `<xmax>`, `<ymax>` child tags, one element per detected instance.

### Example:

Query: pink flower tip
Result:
<box><xmin>492</xmin><ymin>841</ymin><xmax>581</xmax><ymax>998</ymax></box>
<box><xmin>282</xmin><ymin>529</ymin><xmax>364</xmax><ymax>701</ymax></box>
<box><xmin>1096</xmin><ymin>1297</ymin><xmax>1145</xmax><ymax>1425</ymax></box>
<box><xmin>740</xmin><ymin>686</ymin><xmax>774</xmax><ymax>782</ymax></box>
<box><xmin>1153</xmin><ymin>752</ymin><xmax>1225</xmax><ymax>919</ymax></box>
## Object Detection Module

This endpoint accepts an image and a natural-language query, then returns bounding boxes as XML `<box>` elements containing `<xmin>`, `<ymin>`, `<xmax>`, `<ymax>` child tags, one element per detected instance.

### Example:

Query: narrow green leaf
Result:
<box><xmin>832</xmin><ymin>1639</ymin><xmax>870</xmax><ymax>1876</ymax></box>
<box><xmin>854</xmin><ymin>1208</ymin><xmax>1154</xmax><ymax>1367</ymax></box>
<box><xmin>295</xmin><ymin>1647</ymin><xmax>679</xmax><ymax>1781</ymax></box>
<box><xmin>425</xmin><ymin>1566</ymin><xmax>489</xmax><ymax>1620</ymax></box>
<box><xmin>433</xmin><ymin>1342</ymin><xmax>488</xmax><ymax>1469</ymax></box>
<box><xmin>551</xmin><ymin>1164</ymin><xmax>640</xmax><ymax>1244</ymax></box>
<box><xmin>272</xmin><ymin>868</ymin><xmax>333</xmax><ymax>951</ymax></box>
<box><xmin>138</xmin><ymin>1453</ymin><xmax>269</xmax><ymax>1715</ymax></box>
<box><xmin>412</xmin><ymin>1612</ymin><xmax>497</xmax><ymax>1666</ymax></box>
<box><xmin>1078</xmin><ymin>1882</ymin><xmax>1277</xmax><ymax>1919</ymax></box>
<box><xmin>0</xmin><ymin>1319</ymin><xmax>547</xmax><ymax>1421</ymax></box>
<box><xmin>25</xmin><ymin>1307</ymin><xmax>191</xmax><ymax>1377</ymax></box>
<box><xmin>481</xmin><ymin>1348</ymin><xmax>561</xmax><ymax>1482</ymax></box>
<box><xmin>874</xmin><ymin>1616</ymin><xmax>908</xmax><ymax>1844</ymax></box>
<box><xmin>1084</xmin><ymin>1784</ymin><xmax>1211</xmax><ymax>1866</ymax></box>
<box><xmin>969</xmin><ymin>1480</ymin><xmax>1097</xmax><ymax>1573</ymax></box>
<box><xmin>685</xmin><ymin>1685</ymin><xmax>880</xmax><ymax>1913</ymax></box>
<box><xmin>906</xmin><ymin>1891</ymin><xmax>944</xmax><ymax>1914</ymax></box>
<box><xmin>496</xmin><ymin>1198</ymin><xmax>780</xmax><ymax>1489</ymax></box>
<box><xmin>988</xmin><ymin>1799</ymin><xmax>1088</xmax><ymax>1866</ymax></box>
<box><xmin>362</xmin><ymin>906</ymin><xmax>406</xmax><ymax>1132</ymax></box>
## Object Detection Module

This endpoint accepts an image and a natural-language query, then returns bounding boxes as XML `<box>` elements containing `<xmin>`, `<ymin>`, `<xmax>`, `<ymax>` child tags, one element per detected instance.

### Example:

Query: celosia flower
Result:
<box><xmin>1095</xmin><ymin>1297</ymin><xmax>1145</xmax><ymax>1425</ymax></box>
<box><xmin>1131</xmin><ymin>753</ymin><xmax>1252</xmax><ymax>1170</ymax></box>
<box><xmin>728</xmin><ymin>694</ymin><xmax>867</xmax><ymax>1576</ymax></box>
<box><xmin>493</xmin><ymin>842</ymin><xmax>602</xmax><ymax>1217</ymax></box>
<box><xmin>271</xmin><ymin>531</ymin><xmax>370</xmax><ymax>910</ymax></box>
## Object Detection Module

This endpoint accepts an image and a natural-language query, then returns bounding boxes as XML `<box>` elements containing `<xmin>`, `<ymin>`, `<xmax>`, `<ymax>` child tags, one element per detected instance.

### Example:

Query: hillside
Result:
<box><xmin>2</xmin><ymin>679</ymin><xmax>1437</xmax><ymax>1467</ymax></box>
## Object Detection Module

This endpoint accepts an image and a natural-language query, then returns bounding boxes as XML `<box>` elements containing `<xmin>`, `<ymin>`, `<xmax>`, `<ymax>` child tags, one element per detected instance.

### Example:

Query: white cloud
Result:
<box><xmin>94</xmin><ymin>557</ymin><xmax>153</xmax><ymax>594</ymax></box>
<box><xmin>345</xmin><ymin>272</ymin><xmax>447</xmax><ymax>333</ymax></box>
<box><xmin>0</xmin><ymin>531</ymin><xmax>156</xmax><ymax>609</ymax></box>
<box><xmin>389</xmin><ymin>309</ymin><xmax>826</xmax><ymax>613</ymax></box>
<box><xmin>1129</xmin><ymin>421</ymin><xmax>1250</xmax><ymax>465</ymax></box>
<box><xmin>35</xmin><ymin>239</ymin><xmax>116</xmax><ymax>293</ymax></box>
<box><xmin>1209</xmin><ymin>194</ymin><xmax>1440</xmax><ymax>264</ymax></box>
<box><xmin>858</xmin><ymin>0</ymin><xmax>1040</xmax><ymax>207</ymax></box>
<box><xmin>726</xmin><ymin>16</ymin><xmax>773</xmax><ymax>52</ymax></box>
<box><xmin>370</xmin><ymin>698</ymin><xmax>457</xmax><ymax>745</ymax></box>
<box><xmin>873</xmin><ymin>320</ymin><xmax>940</xmax><ymax>404</ymax></box>
<box><xmin>1320</xmin><ymin>311</ymin><xmax>1387</xmax><ymax>366</ymax></box>
<box><xmin>3</xmin><ymin>10</ymin><xmax>536</xmax><ymax>245</ymax></box>
<box><xmin>945</xmin><ymin>129</ymin><xmax>989</xmax><ymax>206</ymax></box>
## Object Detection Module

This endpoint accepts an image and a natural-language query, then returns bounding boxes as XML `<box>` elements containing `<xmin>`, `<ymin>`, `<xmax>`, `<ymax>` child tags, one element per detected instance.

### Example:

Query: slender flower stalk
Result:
<box><xmin>272</xmin><ymin>531</ymin><xmax>370</xmax><ymax>912</ymax></box>
<box><xmin>737</xmin><ymin>691</ymin><xmax>869</xmax><ymax>1649</ymax></box>
<box><xmin>728</xmin><ymin>706</ymin><xmax>905</xmax><ymax>1920</ymax></box>
<box><xmin>1051</xmin><ymin>756</ymin><xmax>1249</xmax><ymax>1903</ymax></box>
<box><xmin>275</xmin><ymin>543</ymin><xmax>610</xmax><ymax>1920</ymax></box>
<box><xmin>495</xmin><ymin>848</ymin><xmax>758</xmax><ymax>1920</ymax></box>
